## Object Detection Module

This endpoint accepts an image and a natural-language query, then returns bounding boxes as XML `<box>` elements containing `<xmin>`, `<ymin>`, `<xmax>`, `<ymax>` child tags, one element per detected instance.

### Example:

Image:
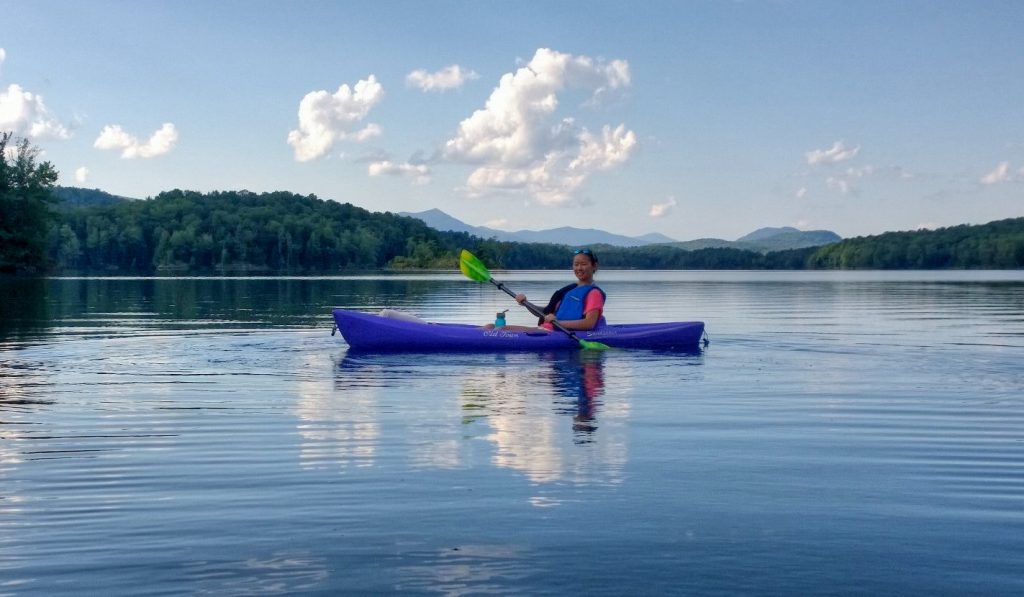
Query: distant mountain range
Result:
<box><xmin>401</xmin><ymin>209</ymin><xmax>841</xmax><ymax>252</ymax></box>
<box><xmin>398</xmin><ymin>208</ymin><xmax>677</xmax><ymax>247</ymax></box>
<box><xmin>669</xmin><ymin>227</ymin><xmax>842</xmax><ymax>253</ymax></box>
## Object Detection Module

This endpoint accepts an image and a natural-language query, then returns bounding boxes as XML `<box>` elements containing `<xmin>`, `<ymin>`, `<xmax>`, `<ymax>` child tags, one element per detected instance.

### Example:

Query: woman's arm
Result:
<box><xmin>544</xmin><ymin>308</ymin><xmax>602</xmax><ymax>331</ymax></box>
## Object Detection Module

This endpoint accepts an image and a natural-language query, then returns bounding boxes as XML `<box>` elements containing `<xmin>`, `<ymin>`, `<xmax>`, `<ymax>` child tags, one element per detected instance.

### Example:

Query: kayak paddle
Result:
<box><xmin>459</xmin><ymin>249</ymin><xmax>610</xmax><ymax>351</ymax></box>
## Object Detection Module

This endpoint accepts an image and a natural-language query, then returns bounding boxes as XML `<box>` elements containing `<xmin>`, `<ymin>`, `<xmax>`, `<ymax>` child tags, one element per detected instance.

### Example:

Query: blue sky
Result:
<box><xmin>2</xmin><ymin>0</ymin><xmax>1022</xmax><ymax>240</ymax></box>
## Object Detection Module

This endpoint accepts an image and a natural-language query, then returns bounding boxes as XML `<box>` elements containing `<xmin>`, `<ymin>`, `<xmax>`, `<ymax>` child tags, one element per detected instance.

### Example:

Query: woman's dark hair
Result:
<box><xmin>573</xmin><ymin>247</ymin><xmax>598</xmax><ymax>264</ymax></box>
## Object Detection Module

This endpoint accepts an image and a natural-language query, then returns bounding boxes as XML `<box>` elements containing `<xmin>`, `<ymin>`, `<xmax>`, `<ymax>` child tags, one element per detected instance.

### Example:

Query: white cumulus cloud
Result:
<box><xmin>806</xmin><ymin>140</ymin><xmax>860</xmax><ymax>165</ymax></box>
<box><xmin>444</xmin><ymin>48</ymin><xmax>636</xmax><ymax>205</ymax></box>
<box><xmin>367</xmin><ymin>160</ymin><xmax>430</xmax><ymax>185</ymax></box>
<box><xmin>406</xmin><ymin>65</ymin><xmax>479</xmax><ymax>92</ymax></box>
<box><xmin>0</xmin><ymin>83</ymin><xmax>70</xmax><ymax>139</ymax></box>
<box><xmin>980</xmin><ymin>161</ymin><xmax>1012</xmax><ymax>185</ymax></box>
<box><xmin>287</xmin><ymin>75</ymin><xmax>384</xmax><ymax>162</ymax></box>
<box><xmin>648</xmin><ymin>196</ymin><xmax>677</xmax><ymax>218</ymax></box>
<box><xmin>74</xmin><ymin>166</ymin><xmax>89</xmax><ymax>183</ymax></box>
<box><xmin>795</xmin><ymin>187</ymin><xmax>808</xmax><ymax>199</ymax></box>
<box><xmin>0</xmin><ymin>48</ymin><xmax>6</xmax><ymax>73</ymax></box>
<box><xmin>94</xmin><ymin>123</ymin><xmax>178</xmax><ymax>159</ymax></box>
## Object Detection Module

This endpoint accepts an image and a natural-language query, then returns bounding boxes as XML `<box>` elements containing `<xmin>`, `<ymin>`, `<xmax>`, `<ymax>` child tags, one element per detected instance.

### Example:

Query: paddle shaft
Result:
<box><xmin>489</xmin><ymin>279</ymin><xmax>587</xmax><ymax>342</ymax></box>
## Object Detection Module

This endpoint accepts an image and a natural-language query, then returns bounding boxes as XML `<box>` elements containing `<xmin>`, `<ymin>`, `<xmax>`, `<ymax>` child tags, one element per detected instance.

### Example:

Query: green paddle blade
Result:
<box><xmin>459</xmin><ymin>249</ymin><xmax>492</xmax><ymax>283</ymax></box>
<box><xmin>578</xmin><ymin>339</ymin><xmax>611</xmax><ymax>351</ymax></box>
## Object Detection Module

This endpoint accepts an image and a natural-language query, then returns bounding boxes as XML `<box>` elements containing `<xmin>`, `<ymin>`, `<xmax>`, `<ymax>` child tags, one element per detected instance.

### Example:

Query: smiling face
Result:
<box><xmin>572</xmin><ymin>253</ymin><xmax>597</xmax><ymax>284</ymax></box>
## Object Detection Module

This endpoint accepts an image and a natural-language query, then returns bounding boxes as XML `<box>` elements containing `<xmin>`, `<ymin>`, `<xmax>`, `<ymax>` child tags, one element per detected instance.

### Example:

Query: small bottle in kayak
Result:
<box><xmin>495</xmin><ymin>309</ymin><xmax>508</xmax><ymax>328</ymax></box>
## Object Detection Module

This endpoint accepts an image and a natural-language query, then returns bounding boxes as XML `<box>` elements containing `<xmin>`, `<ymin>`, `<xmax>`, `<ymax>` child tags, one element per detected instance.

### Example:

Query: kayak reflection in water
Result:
<box><xmin>545</xmin><ymin>351</ymin><xmax>606</xmax><ymax>439</ymax></box>
<box><xmin>481</xmin><ymin>248</ymin><xmax>606</xmax><ymax>332</ymax></box>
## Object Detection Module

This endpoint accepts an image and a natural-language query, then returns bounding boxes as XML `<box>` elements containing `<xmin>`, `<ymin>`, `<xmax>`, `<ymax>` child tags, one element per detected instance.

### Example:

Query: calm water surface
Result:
<box><xmin>1</xmin><ymin>271</ymin><xmax>1023</xmax><ymax>595</ymax></box>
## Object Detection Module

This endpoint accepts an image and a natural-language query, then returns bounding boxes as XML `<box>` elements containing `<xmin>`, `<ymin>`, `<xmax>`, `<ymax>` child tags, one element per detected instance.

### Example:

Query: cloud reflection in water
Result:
<box><xmin>326</xmin><ymin>350</ymin><xmax>630</xmax><ymax>490</ymax></box>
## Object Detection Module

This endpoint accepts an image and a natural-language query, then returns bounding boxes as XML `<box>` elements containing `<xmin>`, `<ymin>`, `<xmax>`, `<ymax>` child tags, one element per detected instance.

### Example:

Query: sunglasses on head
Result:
<box><xmin>573</xmin><ymin>248</ymin><xmax>593</xmax><ymax>255</ymax></box>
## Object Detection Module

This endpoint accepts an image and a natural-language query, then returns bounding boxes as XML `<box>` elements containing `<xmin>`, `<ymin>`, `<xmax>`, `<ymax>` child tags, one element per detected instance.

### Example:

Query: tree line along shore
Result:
<box><xmin>2</xmin><ymin>134</ymin><xmax>1023</xmax><ymax>274</ymax></box>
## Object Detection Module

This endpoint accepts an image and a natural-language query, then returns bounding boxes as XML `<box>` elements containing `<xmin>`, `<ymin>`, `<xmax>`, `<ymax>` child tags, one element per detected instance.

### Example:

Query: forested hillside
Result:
<box><xmin>44</xmin><ymin>188</ymin><xmax>833</xmax><ymax>273</ymax></box>
<box><xmin>45</xmin><ymin>188</ymin><xmax>1024</xmax><ymax>272</ymax></box>
<box><xmin>50</xmin><ymin>189</ymin><xmax>473</xmax><ymax>272</ymax></box>
<box><xmin>52</xmin><ymin>186</ymin><xmax>132</xmax><ymax>208</ymax></box>
<box><xmin>807</xmin><ymin>218</ymin><xmax>1024</xmax><ymax>269</ymax></box>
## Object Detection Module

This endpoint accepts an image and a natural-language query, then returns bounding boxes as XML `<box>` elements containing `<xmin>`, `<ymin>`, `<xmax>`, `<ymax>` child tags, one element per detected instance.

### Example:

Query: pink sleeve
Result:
<box><xmin>584</xmin><ymin>289</ymin><xmax>605</xmax><ymax>314</ymax></box>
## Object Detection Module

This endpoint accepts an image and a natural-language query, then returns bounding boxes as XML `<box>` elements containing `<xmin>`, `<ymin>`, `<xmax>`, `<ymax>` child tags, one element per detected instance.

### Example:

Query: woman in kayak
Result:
<box><xmin>483</xmin><ymin>248</ymin><xmax>606</xmax><ymax>331</ymax></box>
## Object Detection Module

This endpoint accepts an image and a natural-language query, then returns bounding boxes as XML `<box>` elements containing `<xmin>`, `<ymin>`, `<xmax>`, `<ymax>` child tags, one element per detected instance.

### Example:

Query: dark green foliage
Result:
<box><xmin>41</xmin><ymin>184</ymin><xmax>1024</xmax><ymax>273</ymax></box>
<box><xmin>735</xmin><ymin>230</ymin><xmax>842</xmax><ymax>253</ymax></box>
<box><xmin>459</xmin><ymin>220</ymin><xmax>1024</xmax><ymax>270</ymax></box>
<box><xmin>763</xmin><ymin>246</ymin><xmax>821</xmax><ymax>269</ymax></box>
<box><xmin>465</xmin><ymin>241</ymin><xmax>814</xmax><ymax>270</ymax></box>
<box><xmin>52</xmin><ymin>189</ymin><xmax>476</xmax><ymax>273</ymax></box>
<box><xmin>0</xmin><ymin>133</ymin><xmax>60</xmax><ymax>273</ymax></box>
<box><xmin>806</xmin><ymin>219</ymin><xmax>1024</xmax><ymax>269</ymax></box>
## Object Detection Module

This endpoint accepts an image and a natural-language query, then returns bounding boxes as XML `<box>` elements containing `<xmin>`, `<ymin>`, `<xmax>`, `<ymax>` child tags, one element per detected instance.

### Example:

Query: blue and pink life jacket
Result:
<box><xmin>540</xmin><ymin>283</ymin><xmax>607</xmax><ymax>326</ymax></box>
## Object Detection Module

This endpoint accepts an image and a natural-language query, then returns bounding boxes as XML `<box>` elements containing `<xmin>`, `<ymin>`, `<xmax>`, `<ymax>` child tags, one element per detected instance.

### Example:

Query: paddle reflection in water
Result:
<box><xmin>330</xmin><ymin>350</ymin><xmax>629</xmax><ymax>487</ymax></box>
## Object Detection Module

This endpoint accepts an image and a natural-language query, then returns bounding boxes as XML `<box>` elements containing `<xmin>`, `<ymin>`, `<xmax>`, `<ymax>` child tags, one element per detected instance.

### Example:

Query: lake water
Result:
<box><xmin>1</xmin><ymin>271</ymin><xmax>1023</xmax><ymax>595</ymax></box>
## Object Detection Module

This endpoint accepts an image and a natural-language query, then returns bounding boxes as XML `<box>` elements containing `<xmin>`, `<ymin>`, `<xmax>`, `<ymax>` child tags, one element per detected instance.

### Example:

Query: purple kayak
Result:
<box><xmin>332</xmin><ymin>309</ymin><xmax>706</xmax><ymax>352</ymax></box>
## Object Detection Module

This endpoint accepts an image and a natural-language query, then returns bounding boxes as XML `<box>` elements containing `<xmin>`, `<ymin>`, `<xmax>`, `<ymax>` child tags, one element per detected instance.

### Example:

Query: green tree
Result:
<box><xmin>0</xmin><ymin>133</ymin><xmax>60</xmax><ymax>273</ymax></box>
<box><xmin>52</xmin><ymin>224</ymin><xmax>82</xmax><ymax>269</ymax></box>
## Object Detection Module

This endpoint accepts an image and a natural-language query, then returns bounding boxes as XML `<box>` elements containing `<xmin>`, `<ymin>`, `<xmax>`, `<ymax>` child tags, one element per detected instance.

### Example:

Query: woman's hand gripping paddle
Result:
<box><xmin>459</xmin><ymin>249</ymin><xmax>610</xmax><ymax>351</ymax></box>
